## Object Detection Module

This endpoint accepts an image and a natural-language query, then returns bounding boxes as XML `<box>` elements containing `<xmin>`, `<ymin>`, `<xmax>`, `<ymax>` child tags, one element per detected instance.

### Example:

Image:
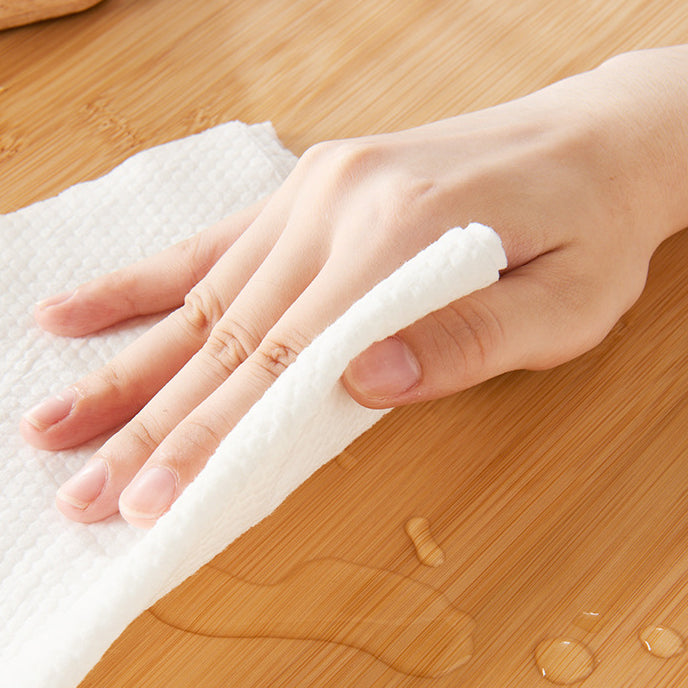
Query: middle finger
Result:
<box><xmin>56</xmin><ymin>215</ymin><xmax>327</xmax><ymax>521</ymax></box>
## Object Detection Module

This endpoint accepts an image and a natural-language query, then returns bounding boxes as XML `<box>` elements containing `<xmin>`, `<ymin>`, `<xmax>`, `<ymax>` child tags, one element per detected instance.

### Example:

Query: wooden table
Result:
<box><xmin>2</xmin><ymin>1</ymin><xmax>688</xmax><ymax>686</ymax></box>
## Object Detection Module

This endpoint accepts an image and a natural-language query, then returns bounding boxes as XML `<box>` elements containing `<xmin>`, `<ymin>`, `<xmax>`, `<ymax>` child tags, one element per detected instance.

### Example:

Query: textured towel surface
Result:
<box><xmin>0</xmin><ymin>121</ymin><xmax>506</xmax><ymax>688</ymax></box>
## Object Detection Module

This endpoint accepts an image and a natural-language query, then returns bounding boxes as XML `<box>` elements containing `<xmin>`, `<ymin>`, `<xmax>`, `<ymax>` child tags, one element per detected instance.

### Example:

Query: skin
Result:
<box><xmin>20</xmin><ymin>46</ymin><xmax>688</xmax><ymax>528</ymax></box>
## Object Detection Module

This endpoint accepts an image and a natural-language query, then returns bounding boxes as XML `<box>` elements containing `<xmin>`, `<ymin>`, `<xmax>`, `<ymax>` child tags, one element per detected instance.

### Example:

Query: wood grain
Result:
<box><xmin>0</xmin><ymin>0</ymin><xmax>103</xmax><ymax>31</ymax></box>
<box><xmin>2</xmin><ymin>1</ymin><xmax>688</xmax><ymax>686</ymax></box>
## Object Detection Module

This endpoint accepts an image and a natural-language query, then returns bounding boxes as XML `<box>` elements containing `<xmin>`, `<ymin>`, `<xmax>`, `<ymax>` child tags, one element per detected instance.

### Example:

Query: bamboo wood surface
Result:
<box><xmin>0</xmin><ymin>0</ymin><xmax>103</xmax><ymax>31</ymax></box>
<box><xmin>2</xmin><ymin>1</ymin><xmax>688</xmax><ymax>686</ymax></box>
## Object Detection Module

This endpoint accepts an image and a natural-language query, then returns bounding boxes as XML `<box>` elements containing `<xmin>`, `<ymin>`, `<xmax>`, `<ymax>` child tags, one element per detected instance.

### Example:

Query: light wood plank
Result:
<box><xmin>0</xmin><ymin>0</ymin><xmax>103</xmax><ymax>31</ymax></box>
<box><xmin>2</xmin><ymin>1</ymin><xmax>688</xmax><ymax>685</ymax></box>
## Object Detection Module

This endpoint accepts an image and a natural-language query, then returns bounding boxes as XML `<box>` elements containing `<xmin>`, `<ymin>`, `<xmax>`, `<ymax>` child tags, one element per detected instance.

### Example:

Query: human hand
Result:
<box><xmin>21</xmin><ymin>47</ymin><xmax>688</xmax><ymax>527</ymax></box>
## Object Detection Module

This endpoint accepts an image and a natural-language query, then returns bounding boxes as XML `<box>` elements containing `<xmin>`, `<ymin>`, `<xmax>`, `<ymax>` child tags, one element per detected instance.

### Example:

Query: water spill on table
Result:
<box><xmin>151</xmin><ymin>557</ymin><xmax>474</xmax><ymax>678</ymax></box>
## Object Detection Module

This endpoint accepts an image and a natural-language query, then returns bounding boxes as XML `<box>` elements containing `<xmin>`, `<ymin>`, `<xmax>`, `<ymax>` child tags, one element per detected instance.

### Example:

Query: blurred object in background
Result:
<box><xmin>0</xmin><ymin>0</ymin><xmax>104</xmax><ymax>31</ymax></box>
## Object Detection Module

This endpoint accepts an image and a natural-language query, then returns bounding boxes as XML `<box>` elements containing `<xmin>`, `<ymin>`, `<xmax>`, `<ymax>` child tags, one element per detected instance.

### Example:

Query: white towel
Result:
<box><xmin>0</xmin><ymin>121</ymin><xmax>506</xmax><ymax>688</ymax></box>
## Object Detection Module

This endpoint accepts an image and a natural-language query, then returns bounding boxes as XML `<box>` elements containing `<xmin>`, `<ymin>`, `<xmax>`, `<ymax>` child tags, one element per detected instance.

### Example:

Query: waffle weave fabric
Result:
<box><xmin>0</xmin><ymin>121</ymin><xmax>506</xmax><ymax>688</ymax></box>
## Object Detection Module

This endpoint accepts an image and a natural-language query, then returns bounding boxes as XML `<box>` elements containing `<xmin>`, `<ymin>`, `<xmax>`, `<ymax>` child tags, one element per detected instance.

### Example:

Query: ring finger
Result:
<box><xmin>55</xmin><ymin>217</ymin><xmax>328</xmax><ymax>522</ymax></box>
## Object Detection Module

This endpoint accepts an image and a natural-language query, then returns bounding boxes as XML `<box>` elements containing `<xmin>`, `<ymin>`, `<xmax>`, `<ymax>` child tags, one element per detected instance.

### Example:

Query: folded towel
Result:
<box><xmin>0</xmin><ymin>121</ymin><xmax>506</xmax><ymax>688</ymax></box>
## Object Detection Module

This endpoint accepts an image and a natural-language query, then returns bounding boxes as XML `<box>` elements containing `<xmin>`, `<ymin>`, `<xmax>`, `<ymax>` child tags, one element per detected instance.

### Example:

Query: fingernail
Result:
<box><xmin>37</xmin><ymin>290</ymin><xmax>75</xmax><ymax>310</ymax></box>
<box><xmin>120</xmin><ymin>466</ymin><xmax>177</xmax><ymax>521</ymax></box>
<box><xmin>346</xmin><ymin>336</ymin><xmax>421</xmax><ymax>398</ymax></box>
<box><xmin>56</xmin><ymin>459</ymin><xmax>108</xmax><ymax>510</ymax></box>
<box><xmin>23</xmin><ymin>387</ymin><xmax>77</xmax><ymax>431</ymax></box>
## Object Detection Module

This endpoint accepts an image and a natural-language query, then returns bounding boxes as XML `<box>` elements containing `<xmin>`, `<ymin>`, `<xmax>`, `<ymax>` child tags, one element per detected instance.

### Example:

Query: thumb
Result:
<box><xmin>342</xmin><ymin>256</ymin><xmax>596</xmax><ymax>409</ymax></box>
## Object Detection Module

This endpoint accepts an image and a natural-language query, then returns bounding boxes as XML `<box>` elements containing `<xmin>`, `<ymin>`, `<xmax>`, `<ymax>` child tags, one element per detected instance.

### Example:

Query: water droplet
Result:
<box><xmin>534</xmin><ymin>637</ymin><xmax>595</xmax><ymax>684</ymax></box>
<box><xmin>405</xmin><ymin>516</ymin><xmax>445</xmax><ymax>567</ymax></box>
<box><xmin>572</xmin><ymin>611</ymin><xmax>602</xmax><ymax>633</ymax></box>
<box><xmin>152</xmin><ymin>557</ymin><xmax>473</xmax><ymax>678</ymax></box>
<box><xmin>639</xmin><ymin>626</ymin><xmax>684</xmax><ymax>658</ymax></box>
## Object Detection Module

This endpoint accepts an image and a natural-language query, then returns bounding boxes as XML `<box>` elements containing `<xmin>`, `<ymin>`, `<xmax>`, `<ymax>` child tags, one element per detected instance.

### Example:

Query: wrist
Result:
<box><xmin>589</xmin><ymin>46</ymin><xmax>688</xmax><ymax>248</ymax></box>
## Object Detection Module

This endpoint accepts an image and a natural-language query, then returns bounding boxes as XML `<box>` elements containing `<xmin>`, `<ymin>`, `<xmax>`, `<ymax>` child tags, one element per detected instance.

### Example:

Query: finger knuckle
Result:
<box><xmin>300</xmin><ymin>139</ymin><xmax>336</xmax><ymax>164</ymax></box>
<box><xmin>301</xmin><ymin>139</ymin><xmax>383</xmax><ymax>188</ymax></box>
<box><xmin>178</xmin><ymin>286</ymin><xmax>225</xmax><ymax>337</ymax></box>
<box><xmin>330</xmin><ymin>140</ymin><xmax>383</xmax><ymax>179</ymax></box>
<box><xmin>90</xmin><ymin>360</ymin><xmax>128</xmax><ymax>403</ymax></box>
<box><xmin>202</xmin><ymin>319</ymin><xmax>258</xmax><ymax>378</ymax></box>
<box><xmin>444</xmin><ymin>296</ymin><xmax>504</xmax><ymax>372</ymax></box>
<box><xmin>252</xmin><ymin>336</ymin><xmax>302</xmax><ymax>382</ymax></box>
<box><xmin>182</xmin><ymin>416</ymin><xmax>224</xmax><ymax>454</ymax></box>
<box><xmin>369</xmin><ymin>174</ymin><xmax>439</xmax><ymax>246</ymax></box>
<box><xmin>125</xmin><ymin>415</ymin><xmax>166</xmax><ymax>454</ymax></box>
